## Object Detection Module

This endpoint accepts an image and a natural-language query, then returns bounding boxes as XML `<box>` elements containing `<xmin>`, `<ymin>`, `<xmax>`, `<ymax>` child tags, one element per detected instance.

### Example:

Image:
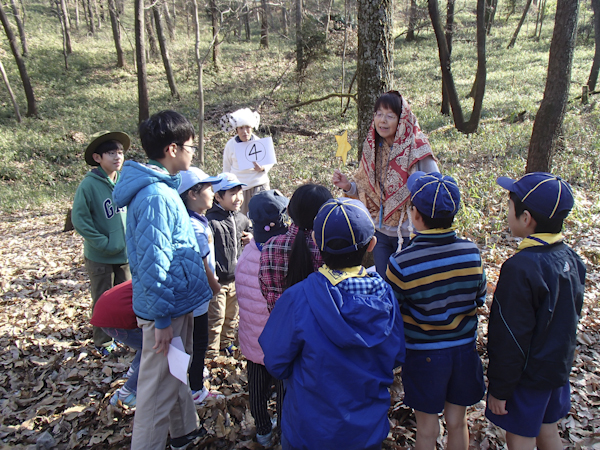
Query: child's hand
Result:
<box><xmin>487</xmin><ymin>393</ymin><xmax>508</xmax><ymax>415</ymax></box>
<box><xmin>252</xmin><ymin>161</ymin><xmax>264</xmax><ymax>172</ymax></box>
<box><xmin>154</xmin><ymin>326</ymin><xmax>173</xmax><ymax>356</ymax></box>
<box><xmin>332</xmin><ymin>169</ymin><xmax>351</xmax><ymax>191</ymax></box>
<box><xmin>241</xmin><ymin>231</ymin><xmax>252</xmax><ymax>245</ymax></box>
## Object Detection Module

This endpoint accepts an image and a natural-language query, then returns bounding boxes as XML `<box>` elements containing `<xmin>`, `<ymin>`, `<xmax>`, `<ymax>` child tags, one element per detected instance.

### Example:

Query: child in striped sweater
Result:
<box><xmin>386</xmin><ymin>172</ymin><xmax>487</xmax><ymax>450</ymax></box>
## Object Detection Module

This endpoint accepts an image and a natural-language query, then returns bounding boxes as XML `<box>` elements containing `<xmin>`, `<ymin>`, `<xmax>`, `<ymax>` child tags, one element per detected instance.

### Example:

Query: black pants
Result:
<box><xmin>247</xmin><ymin>360</ymin><xmax>284</xmax><ymax>435</ymax></box>
<box><xmin>189</xmin><ymin>312</ymin><xmax>209</xmax><ymax>391</ymax></box>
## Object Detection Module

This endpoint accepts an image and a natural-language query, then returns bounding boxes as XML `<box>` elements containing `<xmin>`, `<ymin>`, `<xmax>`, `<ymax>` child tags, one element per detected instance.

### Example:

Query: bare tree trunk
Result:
<box><xmin>406</xmin><ymin>0</ymin><xmax>417</xmax><ymax>41</ymax></box>
<box><xmin>210</xmin><ymin>0</ymin><xmax>220</xmax><ymax>69</ymax></box>
<box><xmin>0</xmin><ymin>58</ymin><xmax>21</xmax><ymax>122</ymax></box>
<box><xmin>324</xmin><ymin>0</ymin><xmax>333</xmax><ymax>45</ymax></box>
<box><xmin>281</xmin><ymin>4</ymin><xmax>288</xmax><ymax>36</ymax></box>
<box><xmin>163</xmin><ymin>2</ymin><xmax>175</xmax><ymax>39</ymax></box>
<box><xmin>87</xmin><ymin>0</ymin><xmax>96</xmax><ymax>34</ymax></box>
<box><xmin>145</xmin><ymin>9</ymin><xmax>159</xmax><ymax>60</ymax></box>
<box><xmin>108</xmin><ymin>0</ymin><xmax>124</xmax><ymax>67</ymax></box>
<box><xmin>191</xmin><ymin>0</ymin><xmax>204</xmax><ymax>165</ymax></box>
<box><xmin>485</xmin><ymin>0</ymin><xmax>497</xmax><ymax>34</ymax></box>
<box><xmin>588</xmin><ymin>0</ymin><xmax>600</xmax><ymax>91</ymax></box>
<box><xmin>357</xmin><ymin>0</ymin><xmax>393</xmax><ymax>156</ymax></box>
<box><xmin>536</xmin><ymin>0</ymin><xmax>547</xmax><ymax>39</ymax></box>
<box><xmin>75</xmin><ymin>0</ymin><xmax>80</xmax><ymax>29</ymax></box>
<box><xmin>244</xmin><ymin>2</ymin><xmax>251</xmax><ymax>41</ymax></box>
<box><xmin>341</xmin><ymin>0</ymin><xmax>348</xmax><ymax>112</ymax></box>
<box><xmin>135</xmin><ymin>0</ymin><xmax>149</xmax><ymax>122</ymax></box>
<box><xmin>153</xmin><ymin>5</ymin><xmax>179</xmax><ymax>98</ymax></box>
<box><xmin>441</xmin><ymin>0</ymin><xmax>455</xmax><ymax>115</ymax></box>
<box><xmin>9</xmin><ymin>0</ymin><xmax>28</xmax><ymax>56</ymax></box>
<box><xmin>507</xmin><ymin>0</ymin><xmax>533</xmax><ymax>48</ymax></box>
<box><xmin>260</xmin><ymin>0</ymin><xmax>269</xmax><ymax>47</ymax></box>
<box><xmin>60</xmin><ymin>0</ymin><xmax>72</xmax><ymax>54</ymax></box>
<box><xmin>527</xmin><ymin>0</ymin><xmax>579</xmax><ymax>172</ymax></box>
<box><xmin>429</xmin><ymin>0</ymin><xmax>486</xmax><ymax>134</ymax></box>
<box><xmin>54</xmin><ymin>0</ymin><xmax>69</xmax><ymax>69</ymax></box>
<box><xmin>0</xmin><ymin>1</ymin><xmax>37</xmax><ymax>117</ymax></box>
<box><xmin>93</xmin><ymin>0</ymin><xmax>100</xmax><ymax>30</ymax></box>
<box><xmin>296</xmin><ymin>0</ymin><xmax>303</xmax><ymax>73</ymax></box>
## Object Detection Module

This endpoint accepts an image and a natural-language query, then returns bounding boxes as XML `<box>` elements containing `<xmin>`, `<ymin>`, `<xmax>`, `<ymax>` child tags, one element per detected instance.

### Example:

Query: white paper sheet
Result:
<box><xmin>168</xmin><ymin>336</ymin><xmax>190</xmax><ymax>385</ymax></box>
<box><xmin>234</xmin><ymin>137</ymin><xmax>277</xmax><ymax>170</ymax></box>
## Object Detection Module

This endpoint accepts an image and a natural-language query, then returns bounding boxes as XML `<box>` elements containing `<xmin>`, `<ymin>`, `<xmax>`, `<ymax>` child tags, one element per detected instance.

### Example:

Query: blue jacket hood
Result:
<box><xmin>305</xmin><ymin>272</ymin><xmax>398</xmax><ymax>349</ymax></box>
<box><xmin>113</xmin><ymin>160</ymin><xmax>181</xmax><ymax>209</ymax></box>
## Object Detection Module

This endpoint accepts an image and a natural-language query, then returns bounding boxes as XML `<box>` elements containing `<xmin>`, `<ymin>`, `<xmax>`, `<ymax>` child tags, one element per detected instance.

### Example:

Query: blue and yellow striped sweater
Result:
<box><xmin>386</xmin><ymin>228</ymin><xmax>486</xmax><ymax>350</ymax></box>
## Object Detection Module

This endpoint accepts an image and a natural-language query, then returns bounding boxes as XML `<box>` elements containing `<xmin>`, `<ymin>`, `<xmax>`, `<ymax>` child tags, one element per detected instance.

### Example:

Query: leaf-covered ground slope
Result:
<box><xmin>1</xmin><ymin>209</ymin><xmax>599</xmax><ymax>450</ymax></box>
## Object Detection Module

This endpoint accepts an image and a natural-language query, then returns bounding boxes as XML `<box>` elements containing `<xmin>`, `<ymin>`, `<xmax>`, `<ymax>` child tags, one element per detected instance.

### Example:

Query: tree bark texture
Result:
<box><xmin>134</xmin><ymin>0</ymin><xmax>149</xmax><ymax>122</ymax></box>
<box><xmin>588</xmin><ymin>0</ymin><xmax>600</xmax><ymax>91</ymax></box>
<box><xmin>55</xmin><ymin>0</ymin><xmax>69</xmax><ymax>70</ymax></box>
<box><xmin>243</xmin><ymin>2</ymin><xmax>251</xmax><ymax>41</ymax></box>
<box><xmin>153</xmin><ymin>5</ymin><xmax>179</xmax><ymax>98</ymax></box>
<box><xmin>9</xmin><ymin>0</ymin><xmax>28</xmax><ymax>56</ymax></box>
<box><xmin>429</xmin><ymin>0</ymin><xmax>486</xmax><ymax>133</ymax></box>
<box><xmin>107</xmin><ymin>0</ymin><xmax>124</xmax><ymax>67</ymax></box>
<box><xmin>406</xmin><ymin>0</ymin><xmax>417</xmax><ymax>41</ymax></box>
<box><xmin>441</xmin><ymin>0</ymin><xmax>455</xmax><ymax>115</ymax></box>
<box><xmin>507</xmin><ymin>0</ymin><xmax>533</xmax><ymax>48</ymax></box>
<box><xmin>145</xmin><ymin>9</ymin><xmax>159</xmax><ymax>60</ymax></box>
<box><xmin>260</xmin><ymin>0</ymin><xmax>269</xmax><ymax>48</ymax></box>
<box><xmin>324</xmin><ymin>0</ymin><xmax>334</xmax><ymax>44</ymax></box>
<box><xmin>191</xmin><ymin>0</ymin><xmax>204</xmax><ymax>165</ymax></box>
<box><xmin>296</xmin><ymin>0</ymin><xmax>303</xmax><ymax>72</ymax></box>
<box><xmin>87</xmin><ymin>0</ymin><xmax>95</xmax><ymax>34</ymax></box>
<box><xmin>0</xmin><ymin>58</ymin><xmax>22</xmax><ymax>122</ymax></box>
<box><xmin>527</xmin><ymin>0</ymin><xmax>579</xmax><ymax>173</ymax></box>
<box><xmin>163</xmin><ymin>2</ymin><xmax>175</xmax><ymax>40</ymax></box>
<box><xmin>356</xmin><ymin>0</ymin><xmax>393</xmax><ymax>154</ymax></box>
<box><xmin>210</xmin><ymin>0</ymin><xmax>220</xmax><ymax>69</ymax></box>
<box><xmin>60</xmin><ymin>0</ymin><xmax>72</xmax><ymax>54</ymax></box>
<box><xmin>0</xmin><ymin>1</ymin><xmax>37</xmax><ymax>117</ymax></box>
<box><xmin>281</xmin><ymin>5</ymin><xmax>288</xmax><ymax>36</ymax></box>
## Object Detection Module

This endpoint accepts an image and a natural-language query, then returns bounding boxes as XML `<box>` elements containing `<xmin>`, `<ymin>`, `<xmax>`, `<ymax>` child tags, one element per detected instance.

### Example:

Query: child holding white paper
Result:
<box><xmin>221</xmin><ymin>108</ymin><xmax>273</xmax><ymax>215</ymax></box>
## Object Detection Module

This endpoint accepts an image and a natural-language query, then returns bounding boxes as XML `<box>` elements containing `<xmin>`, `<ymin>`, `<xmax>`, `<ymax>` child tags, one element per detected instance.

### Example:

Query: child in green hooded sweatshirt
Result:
<box><xmin>72</xmin><ymin>131</ymin><xmax>132</xmax><ymax>355</ymax></box>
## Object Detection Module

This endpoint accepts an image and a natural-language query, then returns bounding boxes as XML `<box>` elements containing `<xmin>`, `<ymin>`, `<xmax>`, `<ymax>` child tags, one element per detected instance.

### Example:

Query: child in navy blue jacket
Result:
<box><xmin>486</xmin><ymin>172</ymin><xmax>586</xmax><ymax>450</ymax></box>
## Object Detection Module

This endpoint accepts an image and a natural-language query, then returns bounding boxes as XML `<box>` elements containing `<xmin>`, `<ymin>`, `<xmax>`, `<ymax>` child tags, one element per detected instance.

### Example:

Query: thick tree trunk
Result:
<box><xmin>588</xmin><ymin>0</ymin><xmax>600</xmax><ymax>91</ymax></box>
<box><xmin>9</xmin><ymin>0</ymin><xmax>28</xmax><ymax>56</ymax></box>
<box><xmin>93</xmin><ymin>0</ymin><xmax>100</xmax><ymax>30</ymax></box>
<box><xmin>429</xmin><ymin>0</ymin><xmax>486</xmax><ymax>134</ymax></box>
<box><xmin>281</xmin><ymin>5</ymin><xmax>288</xmax><ymax>36</ymax></box>
<box><xmin>191</xmin><ymin>0</ymin><xmax>204</xmax><ymax>165</ymax></box>
<box><xmin>244</xmin><ymin>2</ymin><xmax>251</xmax><ymax>41</ymax></box>
<box><xmin>527</xmin><ymin>0</ymin><xmax>579</xmax><ymax>173</ymax></box>
<box><xmin>296</xmin><ymin>0</ymin><xmax>303</xmax><ymax>72</ymax></box>
<box><xmin>145</xmin><ymin>9</ymin><xmax>159</xmax><ymax>60</ymax></box>
<box><xmin>0</xmin><ymin>1</ymin><xmax>37</xmax><ymax>117</ymax></box>
<box><xmin>75</xmin><ymin>0</ymin><xmax>80</xmax><ymax>29</ymax></box>
<box><xmin>441</xmin><ymin>0</ymin><xmax>455</xmax><ymax>115</ymax></box>
<box><xmin>87</xmin><ymin>0</ymin><xmax>95</xmax><ymax>34</ymax></box>
<box><xmin>60</xmin><ymin>0</ymin><xmax>72</xmax><ymax>54</ymax></box>
<box><xmin>0</xmin><ymin>58</ymin><xmax>21</xmax><ymax>122</ymax></box>
<box><xmin>507</xmin><ymin>0</ymin><xmax>533</xmax><ymax>48</ymax></box>
<box><xmin>153</xmin><ymin>5</ymin><xmax>179</xmax><ymax>98</ymax></box>
<box><xmin>260</xmin><ymin>0</ymin><xmax>269</xmax><ymax>47</ymax></box>
<box><xmin>356</xmin><ymin>0</ymin><xmax>393</xmax><ymax>156</ymax></box>
<box><xmin>107</xmin><ymin>0</ymin><xmax>124</xmax><ymax>67</ymax></box>
<box><xmin>406</xmin><ymin>0</ymin><xmax>417</xmax><ymax>41</ymax></box>
<box><xmin>210</xmin><ymin>0</ymin><xmax>219</xmax><ymax>70</ymax></box>
<box><xmin>134</xmin><ymin>0</ymin><xmax>149</xmax><ymax>122</ymax></box>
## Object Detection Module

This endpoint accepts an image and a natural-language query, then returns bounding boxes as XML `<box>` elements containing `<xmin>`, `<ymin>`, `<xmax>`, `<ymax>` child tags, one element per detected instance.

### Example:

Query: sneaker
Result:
<box><xmin>256</xmin><ymin>431</ymin><xmax>272</xmax><ymax>447</ymax></box>
<box><xmin>223</xmin><ymin>344</ymin><xmax>237</xmax><ymax>356</ymax></box>
<box><xmin>109</xmin><ymin>387</ymin><xmax>137</xmax><ymax>407</ymax></box>
<box><xmin>95</xmin><ymin>341</ymin><xmax>118</xmax><ymax>357</ymax></box>
<box><xmin>169</xmin><ymin>428</ymin><xmax>207</xmax><ymax>450</ymax></box>
<box><xmin>191</xmin><ymin>386</ymin><xmax>224</xmax><ymax>405</ymax></box>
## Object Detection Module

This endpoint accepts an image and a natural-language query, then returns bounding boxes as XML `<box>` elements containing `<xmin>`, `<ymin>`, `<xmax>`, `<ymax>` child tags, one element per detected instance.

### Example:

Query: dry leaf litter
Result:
<box><xmin>1</xmin><ymin>209</ymin><xmax>598</xmax><ymax>450</ymax></box>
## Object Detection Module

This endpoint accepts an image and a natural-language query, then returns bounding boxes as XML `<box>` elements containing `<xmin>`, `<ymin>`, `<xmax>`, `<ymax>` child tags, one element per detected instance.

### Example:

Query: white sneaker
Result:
<box><xmin>191</xmin><ymin>387</ymin><xmax>224</xmax><ymax>405</ymax></box>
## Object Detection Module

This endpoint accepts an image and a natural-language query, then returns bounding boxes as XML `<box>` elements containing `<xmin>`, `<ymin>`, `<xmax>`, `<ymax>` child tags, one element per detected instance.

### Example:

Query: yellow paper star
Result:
<box><xmin>335</xmin><ymin>131</ymin><xmax>351</xmax><ymax>165</ymax></box>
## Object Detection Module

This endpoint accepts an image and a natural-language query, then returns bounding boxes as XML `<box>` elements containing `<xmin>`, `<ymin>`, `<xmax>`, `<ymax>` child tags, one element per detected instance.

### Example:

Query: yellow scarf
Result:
<box><xmin>517</xmin><ymin>233</ymin><xmax>563</xmax><ymax>252</ymax></box>
<box><xmin>318</xmin><ymin>265</ymin><xmax>369</xmax><ymax>286</ymax></box>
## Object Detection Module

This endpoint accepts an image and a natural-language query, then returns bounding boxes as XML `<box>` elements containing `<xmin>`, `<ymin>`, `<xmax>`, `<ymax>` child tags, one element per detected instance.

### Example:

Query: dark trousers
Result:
<box><xmin>247</xmin><ymin>360</ymin><xmax>284</xmax><ymax>435</ymax></box>
<box><xmin>189</xmin><ymin>312</ymin><xmax>209</xmax><ymax>391</ymax></box>
<box><xmin>84</xmin><ymin>257</ymin><xmax>130</xmax><ymax>347</ymax></box>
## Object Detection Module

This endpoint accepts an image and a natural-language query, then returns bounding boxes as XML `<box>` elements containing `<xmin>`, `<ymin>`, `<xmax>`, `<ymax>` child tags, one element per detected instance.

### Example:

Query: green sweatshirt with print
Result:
<box><xmin>71</xmin><ymin>168</ymin><xmax>127</xmax><ymax>264</ymax></box>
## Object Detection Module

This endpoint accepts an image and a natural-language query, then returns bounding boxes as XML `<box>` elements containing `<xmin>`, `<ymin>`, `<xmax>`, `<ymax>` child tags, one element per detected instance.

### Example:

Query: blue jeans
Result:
<box><xmin>102</xmin><ymin>327</ymin><xmax>142</xmax><ymax>394</ymax></box>
<box><xmin>373</xmin><ymin>231</ymin><xmax>409</xmax><ymax>277</ymax></box>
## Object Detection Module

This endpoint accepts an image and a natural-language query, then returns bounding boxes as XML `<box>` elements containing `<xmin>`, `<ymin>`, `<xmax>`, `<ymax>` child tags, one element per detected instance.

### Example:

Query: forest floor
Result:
<box><xmin>0</xmin><ymin>206</ymin><xmax>599</xmax><ymax>450</ymax></box>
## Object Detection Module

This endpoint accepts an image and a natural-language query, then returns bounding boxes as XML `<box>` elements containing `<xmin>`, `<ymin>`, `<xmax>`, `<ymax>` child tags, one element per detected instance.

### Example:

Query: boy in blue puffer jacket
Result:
<box><xmin>113</xmin><ymin>110</ymin><xmax>212</xmax><ymax>450</ymax></box>
<box><xmin>259</xmin><ymin>198</ymin><xmax>405</xmax><ymax>450</ymax></box>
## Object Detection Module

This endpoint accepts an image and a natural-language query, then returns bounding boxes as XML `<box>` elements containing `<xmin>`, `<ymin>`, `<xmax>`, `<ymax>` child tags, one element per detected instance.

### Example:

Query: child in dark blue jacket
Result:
<box><xmin>259</xmin><ymin>198</ymin><xmax>405</xmax><ymax>450</ymax></box>
<box><xmin>486</xmin><ymin>172</ymin><xmax>586</xmax><ymax>450</ymax></box>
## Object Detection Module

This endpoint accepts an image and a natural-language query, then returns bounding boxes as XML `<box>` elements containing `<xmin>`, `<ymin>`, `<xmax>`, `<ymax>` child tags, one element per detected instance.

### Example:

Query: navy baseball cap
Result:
<box><xmin>212</xmin><ymin>172</ymin><xmax>246</xmax><ymax>192</ymax></box>
<box><xmin>497</xmin><ymin>172</ymin><xmax>574</xmax><ymax>219</ymax></box>
<box><xmin>177</xmin><ymin>167</ymin><xmax>224</xmax><ymax>194</ymax></box>
<box><xmin>248</xmin><ymin>190</ymin><xmax>289</xmax><ymax>244</ymax></box>
<box><xmin>314</xmin><ymin>198</ymin><xmax>375</xmax><ymax>254</ymax></box>
<box><xmin>407</xmin><ymin>171</ymin><xmax>461</xmax><ymax>218</ymax></box>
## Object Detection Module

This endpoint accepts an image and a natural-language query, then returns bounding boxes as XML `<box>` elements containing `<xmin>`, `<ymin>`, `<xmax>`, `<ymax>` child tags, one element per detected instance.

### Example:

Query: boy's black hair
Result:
<box><xmin>95</xmin><ymin>139</ymin><xmax>123</xmax><ymax>156</ymax></box>
<box><xmin>139</xmin><ymin>110</ymin><xmax>195</xmax><ymax>160</ymax></box>
<box><xmin>413</xmin><ymin>204</ymin><xmax>455</xmax><ymax>230</ymax></box>
<box><xmin>510</xmin><ymin>192</ymin><xmax>565</xmax><ymax>233</ymax></box>
<box><xmin>214</xmin><ymin>185</ymin><xmax>243</xmax><ymax>204</ymax></box>
<box><xmin>179</xmin><ymin>182</ymin><xmax>208</xmax><ymax>208</ymax></box>
<box><xmin>320</xmin><ymin>238</ymin><xmax>370</xmax><ymax>270</ymax></box>
<box><xmin>285</xmin><ymin>184</ymin><xmax>333</xmax><ymax>289</ymax></box>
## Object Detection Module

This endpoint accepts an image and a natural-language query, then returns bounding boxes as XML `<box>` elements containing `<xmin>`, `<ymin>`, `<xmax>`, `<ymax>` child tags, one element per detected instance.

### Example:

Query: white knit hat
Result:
<box><xmin>219</xmin><ymin>108</ymin><xmax>260</xmax><ymax>133</ymax></box>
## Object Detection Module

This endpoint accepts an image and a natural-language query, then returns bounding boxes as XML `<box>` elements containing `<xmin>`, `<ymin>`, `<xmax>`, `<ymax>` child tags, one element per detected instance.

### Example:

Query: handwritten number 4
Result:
<box><xmin>248</xmin><ymin>144</ymin><xmax>262</xmax><ymax>160</ymax></box>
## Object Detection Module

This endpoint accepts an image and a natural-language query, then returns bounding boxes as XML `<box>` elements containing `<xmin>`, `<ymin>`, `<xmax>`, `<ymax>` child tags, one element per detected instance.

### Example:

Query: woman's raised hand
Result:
<box><xmin>332</xmin><ymin>169</ymin><xmax>351</xmax><ymax>192</ymax></box>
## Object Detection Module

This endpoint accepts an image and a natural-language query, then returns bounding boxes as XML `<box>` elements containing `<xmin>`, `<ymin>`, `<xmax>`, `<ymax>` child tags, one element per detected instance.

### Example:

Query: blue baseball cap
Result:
<box><xmin>212</xmin><ymin>172</ymin><xmax>246</xmax><ymax>192</ymax></box>
<box><xmin>497</xmin><ymin>172</ymin><xmax>574</xmax><ymax>219</ymax></box>
<box><xmin>177</xmin><ymin>167</ymin><xmax>224</xmax><ymax>194</ymax></box>
<box><xmin>248</xmin><ymin>190</ymin><xmax>289</xmax><ymax>244</ymax></box>
<box><xmin>314</xmin><ymin>198</ymin><xmax>375</xmax><ymax>254</ymax></box>
<box><xmin>407</xmin><ymin>171</ymin><xmax>461</xmax><ymax>218</ymax></box>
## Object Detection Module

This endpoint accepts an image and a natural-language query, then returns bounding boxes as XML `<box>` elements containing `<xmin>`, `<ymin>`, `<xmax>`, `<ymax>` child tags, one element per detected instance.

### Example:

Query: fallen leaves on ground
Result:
<box><xmin>0</xmin><ymin>209</ymin><xmax>598</xmax><ymax>449</ymax></box>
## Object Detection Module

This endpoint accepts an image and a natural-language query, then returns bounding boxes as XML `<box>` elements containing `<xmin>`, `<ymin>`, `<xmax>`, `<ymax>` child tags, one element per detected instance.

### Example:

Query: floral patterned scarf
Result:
<box><xmin>355</xmin><ymin>96</ymin><xmax>434</xmax><ymax>228</ymax></box>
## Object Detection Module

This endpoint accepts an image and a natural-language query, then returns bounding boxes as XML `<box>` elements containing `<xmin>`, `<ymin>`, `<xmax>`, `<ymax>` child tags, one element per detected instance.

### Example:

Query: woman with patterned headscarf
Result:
<box><xmin>332</xmin><ymin>91</ymin><xmax>439</xmax><ymax>276</ymax></box>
